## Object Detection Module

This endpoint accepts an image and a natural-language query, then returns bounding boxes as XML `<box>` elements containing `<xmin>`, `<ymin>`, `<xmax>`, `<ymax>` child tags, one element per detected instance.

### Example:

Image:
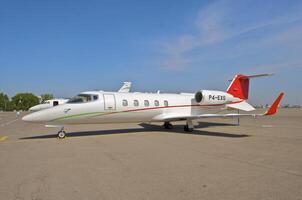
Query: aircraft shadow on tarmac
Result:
<box><xmin>19</xmin><ymin>122</ymin><xmax>249</xmax><ymax>140</ymax></box>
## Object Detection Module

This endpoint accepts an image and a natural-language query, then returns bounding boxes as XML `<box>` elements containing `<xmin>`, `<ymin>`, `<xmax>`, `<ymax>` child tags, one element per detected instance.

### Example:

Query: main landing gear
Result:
<box><xmin>163</xmin><ymin>120</ymin><xmax>194</xmax><ymax>132</ymax></box>
<box><xmin>57</xmin><ymin>127</ymin><xmax>66</xmax><ymax>139</ymax></box>
<box><xmin>184</xmin><ymin>120</ymin><xmax>194</xmax><ymax>132</ymax></box>
<box><xmin>164</xmin><ymin>122</ymin><xmax>173</xmax><ymax>129</ymax></box>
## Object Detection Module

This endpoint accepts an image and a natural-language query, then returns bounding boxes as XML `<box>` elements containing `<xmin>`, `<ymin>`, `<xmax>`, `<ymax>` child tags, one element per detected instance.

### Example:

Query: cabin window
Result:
<box><xmin>134</xmin><ymin>100</ymin><xmax>139</xmax><ymax>107</ymax></box>
<box><xmin>164</xmin><ymin>100</ymin><xmax>168</xmax><ymax>107</ymax></box>
<box><xmin>154</xmin><ymin>100</ymin><xmax>159</xmax><ymax>106</ymax></box>
<box><xmin>122</xmin><ymin>100</ymin><xmax>128</xmax><ymax>106</ymax></box>
<box><xmin>144</xmin><ymin>100</ymin><xmax>149</xmax><ymax>107</ymax></box>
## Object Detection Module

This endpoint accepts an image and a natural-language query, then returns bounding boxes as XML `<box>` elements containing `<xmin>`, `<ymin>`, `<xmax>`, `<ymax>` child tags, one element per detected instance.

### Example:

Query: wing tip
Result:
<box><xmin>264</xmin><ymin>92</ymin><xmax>285</xmax><ymax>116</ymax></box>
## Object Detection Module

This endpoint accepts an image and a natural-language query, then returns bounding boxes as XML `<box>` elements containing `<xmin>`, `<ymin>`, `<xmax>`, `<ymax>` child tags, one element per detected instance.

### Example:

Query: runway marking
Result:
<box><xmin>1</xmin><ymin>119</ymin><xmax>18</xmax><ymax>127</ymax></box>
<box><xmin>0</xmin><ymin>136</ymin><xmax>8</xmax><ymax>142</ymax></box>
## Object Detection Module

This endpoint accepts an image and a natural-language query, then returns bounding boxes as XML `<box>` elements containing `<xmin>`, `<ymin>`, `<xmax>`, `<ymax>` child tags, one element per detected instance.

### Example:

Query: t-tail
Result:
<box><xmin>226</xmin><ymin>73</ymin><xmax>273</xmax><ymax>100</ymax></box>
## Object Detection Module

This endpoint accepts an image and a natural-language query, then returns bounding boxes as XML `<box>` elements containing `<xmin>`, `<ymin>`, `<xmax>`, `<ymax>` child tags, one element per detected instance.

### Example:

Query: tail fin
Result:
<box><xmin>118</xmin><ymin>82</ymin><xmax>132</xmax><ymax>93</ymax></box>
<box><xmin>226</xmin><ymin>73</ymin><xmax>273</xmax><ymax>100</ymax></box>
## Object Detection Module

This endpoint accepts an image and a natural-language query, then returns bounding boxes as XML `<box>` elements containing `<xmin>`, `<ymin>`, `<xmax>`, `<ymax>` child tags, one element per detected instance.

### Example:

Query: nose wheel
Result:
<box><xmin>57</xmin><ymin>129</ymin><xmax>66</xmax><ymax>139</ymax></box>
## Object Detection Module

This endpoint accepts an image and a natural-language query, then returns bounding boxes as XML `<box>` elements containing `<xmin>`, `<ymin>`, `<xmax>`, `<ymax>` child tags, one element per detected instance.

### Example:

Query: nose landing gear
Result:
<box><xmin>57</xmin><ymin>128</ymin><xmax>66</xmax><ymax>139</ymax></box>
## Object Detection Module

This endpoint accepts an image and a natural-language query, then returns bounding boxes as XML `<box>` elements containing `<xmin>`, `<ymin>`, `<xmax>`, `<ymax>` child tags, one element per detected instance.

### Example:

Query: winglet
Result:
<box><xmin>264</xmin><ymin>92</ymin><xmax>284</xmax><ymax>116</ymax></box>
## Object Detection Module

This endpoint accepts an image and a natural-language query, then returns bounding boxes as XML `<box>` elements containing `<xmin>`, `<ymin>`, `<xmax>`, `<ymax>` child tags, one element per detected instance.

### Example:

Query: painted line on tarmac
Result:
<box><xmin>0</xmin><ymin>136</ymin><xmax>8</xmax><ymax>142</ymax></box>
<box><xmin>1</xmin><ymin>119</ymin><xmax>18</xmax><ymax>127</ymax></box>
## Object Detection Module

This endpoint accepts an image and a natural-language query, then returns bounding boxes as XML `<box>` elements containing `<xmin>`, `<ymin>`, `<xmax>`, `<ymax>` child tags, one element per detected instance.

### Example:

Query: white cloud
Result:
<box><xmin>158</xmin><ymin>0</ymin><xmax>302</xmax><ymax>71</ymax></box>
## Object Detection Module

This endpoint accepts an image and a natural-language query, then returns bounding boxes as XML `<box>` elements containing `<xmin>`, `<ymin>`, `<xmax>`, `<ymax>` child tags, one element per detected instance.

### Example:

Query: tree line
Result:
<box><xmin>0</xmin><ymin>93</ymin><xmax>53</xmax><ymax>111</ymax></box>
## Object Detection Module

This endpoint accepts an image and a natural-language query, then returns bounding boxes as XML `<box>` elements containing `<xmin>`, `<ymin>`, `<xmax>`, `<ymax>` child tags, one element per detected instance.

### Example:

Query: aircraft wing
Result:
<box><xmin>158</xmin><ymin>93</ymin><xmax>284</xmax><ymax>121</ymax></box>
<box><xmin>118</xmin><ymin>82</ymin><xmax>132</xmax><ymax>93</ymax></box>
<box><xmin>226</xmin><ymin>101</ymin><xmax>255</xmax><ymax>111</ymax></box>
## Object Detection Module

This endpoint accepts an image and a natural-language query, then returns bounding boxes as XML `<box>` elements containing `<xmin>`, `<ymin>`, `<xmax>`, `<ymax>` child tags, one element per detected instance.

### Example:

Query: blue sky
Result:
<box><xmin>1</xmin><ymin>0</ymin><xmax>302</xmax><ymax>105</ymax></box>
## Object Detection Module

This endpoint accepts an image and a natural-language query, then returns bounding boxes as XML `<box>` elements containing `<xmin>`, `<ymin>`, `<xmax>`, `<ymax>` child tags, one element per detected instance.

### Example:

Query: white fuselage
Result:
<box><xmin>23</xmin><ymin>90</ymin><xmax>241</xmax><ymax>125</ymax></box>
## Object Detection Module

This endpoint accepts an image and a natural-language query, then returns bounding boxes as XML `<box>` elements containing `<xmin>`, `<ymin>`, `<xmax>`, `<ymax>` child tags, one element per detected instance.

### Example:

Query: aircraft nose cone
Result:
<box><xmin>22</xmin><ymin>112</ymin><xmax>46</xmax><ymax>123</ymax></box>
<box><xmin>22</xmin><ymin>106</ymin><xmax>62</xmax><ymax>123</ymax></box>
<box><xmin>22</xmin><ymin>113</ymin><xmax>36</xmax><ymax>122</ymax></box>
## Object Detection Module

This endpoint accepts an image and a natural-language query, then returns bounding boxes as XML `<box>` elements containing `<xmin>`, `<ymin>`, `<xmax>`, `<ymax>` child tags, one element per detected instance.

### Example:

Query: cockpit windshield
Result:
<box><xmin>67</xmin><ymin>94</ymin><xmax>98</xmax><ymax>104</ymax></box>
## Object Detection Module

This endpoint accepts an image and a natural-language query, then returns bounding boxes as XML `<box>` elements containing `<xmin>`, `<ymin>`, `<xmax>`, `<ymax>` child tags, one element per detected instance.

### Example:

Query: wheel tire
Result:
<box><xmin>184</xmin><ymin>125</ymin><xmax>189</xmax><ymax>132</ymax></box>
<box><xmin>57</xmin><ymin>131</ymin><xmax>66</xmax><ymax>139</ymax></box>
<box><xmin>184</xmin><ymin>125</ymin><xmax>193</xmax><ymax>132</ymax></box>
<box><xmin>164</xmin><ymin>122</ymin><xmax>173</xmax><ymax>129</ymax></box>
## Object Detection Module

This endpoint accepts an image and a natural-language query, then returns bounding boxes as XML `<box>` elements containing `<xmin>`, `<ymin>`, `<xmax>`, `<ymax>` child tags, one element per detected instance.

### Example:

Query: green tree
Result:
<box><xmin>5</xmin><ymin>101</ymin><xmax>14</xmax><ymax>111</ymax></box>
<box><xmin>11</xmin><ymin>93</ymin><xmax>39</xmax><ymax>111</ymax></box>
<box><xmin>41</xmin><ymin>93</ymin><xmax>54</xmax><ymax>102</ymax></box>
<box><xmin>0</xmin><ymin>93</ymin><xmax>10</xmax><ymax>111</ymax></box>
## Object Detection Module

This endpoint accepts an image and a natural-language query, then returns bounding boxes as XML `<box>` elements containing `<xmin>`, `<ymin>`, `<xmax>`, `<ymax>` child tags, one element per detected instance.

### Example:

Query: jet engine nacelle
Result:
<box><xmin>194</xmin><ymin>90</ymin><xmax>233</xmax><ymax>104</ymax></box>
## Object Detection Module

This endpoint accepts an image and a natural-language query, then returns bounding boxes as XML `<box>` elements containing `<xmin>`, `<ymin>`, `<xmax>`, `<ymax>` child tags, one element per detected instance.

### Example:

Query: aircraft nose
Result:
<box><xmin>22</xmin><ymin>106</ymin><xmax>63</xmax><ymax>123</ymax></box>
<box><xmin>22</xmin><ymin>113</ymin><xmax>37</xmax><ymax>122</ymax></box>
<box><xmin>22</xmin><ymin>111</ymin><xmax>49</xmax><ymax>123</ymax></box>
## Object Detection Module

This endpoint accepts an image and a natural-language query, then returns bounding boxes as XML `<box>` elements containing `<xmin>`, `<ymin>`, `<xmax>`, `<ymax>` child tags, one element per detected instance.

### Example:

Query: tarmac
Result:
<box><xmin>0</xmin><ymin>108</ymin><xmax>301</xmax><ymax>200</ymax></box>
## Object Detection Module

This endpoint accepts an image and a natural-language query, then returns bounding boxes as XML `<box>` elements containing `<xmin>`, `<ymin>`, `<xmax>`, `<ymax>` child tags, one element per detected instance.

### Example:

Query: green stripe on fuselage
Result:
<box><xmin>50</xmin><ymin>112</ymin><xmax>105</xmax><ymax>122</ymax></box>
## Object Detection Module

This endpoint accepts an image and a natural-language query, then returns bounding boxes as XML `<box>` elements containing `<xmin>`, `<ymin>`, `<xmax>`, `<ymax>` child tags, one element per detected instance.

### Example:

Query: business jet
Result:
<box><xmin>22</xmin><ymin>74</ymin><xmax>284</xmax><ymax>139</ymax></box>
<box><xmin>29</xmin><ymin>82</ymin><xmax>132</xmax><ymax>112</ymax></box>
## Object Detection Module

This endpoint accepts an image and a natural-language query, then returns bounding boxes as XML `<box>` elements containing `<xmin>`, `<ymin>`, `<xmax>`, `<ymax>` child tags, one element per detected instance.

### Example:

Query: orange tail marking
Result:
<box><xmin>226</xmin><ymin>74</ymin><xmax>249</xmax><ymax>100</ymax></box>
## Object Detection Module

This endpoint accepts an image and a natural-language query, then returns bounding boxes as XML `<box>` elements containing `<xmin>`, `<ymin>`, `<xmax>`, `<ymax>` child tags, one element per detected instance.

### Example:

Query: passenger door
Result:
<box><xmin>103</xmin><ymin>94</ymin><xmax>116</xmax><ymax>110</ymax></box>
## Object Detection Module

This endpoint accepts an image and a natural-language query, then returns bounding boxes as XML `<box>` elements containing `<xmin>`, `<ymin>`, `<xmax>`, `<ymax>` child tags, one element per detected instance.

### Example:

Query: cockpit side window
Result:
<box><xmin>93</xmin><ymin>95</ymin><xmax>98</xmax><ymax>101</ymax></box>
<box><xmin>67</xmin><ymin>94</ymin><xmax>98</xmax><ymax>104</ymax></box>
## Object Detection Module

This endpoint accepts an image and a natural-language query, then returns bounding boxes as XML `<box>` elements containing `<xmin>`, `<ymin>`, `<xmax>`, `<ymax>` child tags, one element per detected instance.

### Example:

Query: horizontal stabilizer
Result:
<box><xmin>227</xmin><ymin>101</ymin><xmax>255</xmax><ymax>111</ymax></box>
<box><xmin>245</xmin><ymin>73</ymin><xmax>274</xmax><ymax>79</ymax></box>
